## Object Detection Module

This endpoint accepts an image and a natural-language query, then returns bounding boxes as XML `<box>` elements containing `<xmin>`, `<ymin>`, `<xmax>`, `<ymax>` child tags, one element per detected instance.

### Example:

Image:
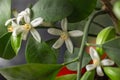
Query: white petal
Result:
<box><xmin>48</xmin><ymin>28</ymin><xmax>62</xmax><ymax>35</ymax></box>
<box><xmin>21</xmin><ymin>31</ymin><xmax>29</xmax><ymax>40</ymax></box>
<box><xmin>12</xmin><ymin>21</ymin><xmax>18</xmax><ymax>28</ymax></box>
<box><xmin>65</xmin><ymin>38</ymin><xmax>73</xmax><ymax>53</ymax></box>
<box><xmin>25</xmin><ymin>8</ymin><xmax>30</xmax><ymax>15</ymax></box>
<box><xmin>24</xmin><ymin>15</ymin><xmax>30</xmax><ymax>24</ymax></box>
<box><xmin>53</xmin><ymin>38</ymin><xmax>64</xmax><ymax>49</ymax></box>
<box><xmin>69</xmin><ymin>30</ymin><xmax>83</xmax><ymax>37</ymax></box>
<box><xmin>5</xmin><ymin>18</ymin><xmax>16</xmax><ymax>26</ymax></box>
<box><xmin>30</xmin><ymin>28</ymin><xmax>41</xmax><ymax>43</ymax></box>
<box><xmin>96</xmin><ymin>66</ymin><xmax>104</xmax><ymax>76</ymax></box>
<box><xmin>17</xmin><ymin>15</ymin><xmax>23</xmax><ymax>24</ymax></box>
<box><xmin>86</xmin><ymin>64</ymin><xmax>96</xmax><ymax>71</ymax></box>
<box><xmin>12</xmin><ymin>27</ymin><xmax>23</xmax><ymax>36</ymax></box>
<box><xmin>101</xmin><ymin>59</ymin><xmax>114</xmax><ymax>66</ymax></box>
<box><xmin>61</xmin><ymin>18</ymin><xmax>67</xmax><ymax>31</ymax></box>
<box><xmin>31</xmin><ymin>17</ymin><xmax>43</xmax><ymax>27</ymax></box>
<box><xmin>89</xmin><ymin>47</ymin><xmax>100</xmax><ymax>61</ymax></box>
<box><xmin>18</xmin><ymin>11</ymin><xmax>26</xmax><ymax>16</ymax></box>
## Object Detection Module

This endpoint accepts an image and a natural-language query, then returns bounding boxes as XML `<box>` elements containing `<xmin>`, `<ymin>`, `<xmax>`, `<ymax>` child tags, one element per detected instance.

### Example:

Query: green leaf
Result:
<box><xmin>32</xmin><ymin>0</ymin><xmax>73</xmax><ymax>22</ymax></box>
<box><xmin>56</xmin><ymin>74</ymin><xmax>76</xmax><ymax>80</ymax></box>
<box><xmin>0</xmin><ymin>64</ymin><xmax>62</xmax><ymax>80</ymax></box>
<box><xmin>104</xmin><ymin>67</ymin><xmax>120</xmax><ymax>80</ymax></box>
<box><xmin>0</xmin><ymin>33</ymin><xmax>16</xmax><ymax>59</ymax></box>
<box><xmin>11</xmin><ymin>34</ymin><xmax>22</xmax><ymax>54</ymax></box>
<box><xmin>103</xmin><ymin>38</ymin><xmax>120</xmax><ymax>66</ymax></box>
<box><xmin>26</xmin><ymin>36</ymin><xmax>57</xmax><ymax>64</ymax></box>
<box><xmin>0</xmin><ymin>0</ymin><xmax>11</xmax><ymax>37</ymax></box>
<box><xmin>81</xmin><ymin>70</ymin><xmax>95</xmax><ymax>80</ymax></box>
<box><xmin>64</xmin><ymin>48</ymin><xmax>91</xmax><ymax>71</ymax></box>
<box><xmin>68</xmin><ymin>0</ymin><xmax>97</xmax><ymax>22</ymax></box>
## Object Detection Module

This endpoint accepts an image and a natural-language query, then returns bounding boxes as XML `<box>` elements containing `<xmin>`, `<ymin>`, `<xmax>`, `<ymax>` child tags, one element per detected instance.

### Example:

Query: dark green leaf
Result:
<box><xmin>26</xmin><ymin>36</ymin><xmax>57</xmax><ymax>64</ymax></box>
<box><xmin>11</xmin><ymin>34</ymin><xmax>22</xmax><ymax>54</ymax></box>
<box><xmin>0</xmin><ymin>64</ymin><xmax>62</xmax><ymax>80</ymax></box>
<box><xmin>103</xmin><ymin>38</ymin><xmax>120</xmax><ymax>66</ymax></box>
<box><xmin>56</xmin><ymin>74</ymin><xmax>76</xmax><ymax>80</ymax></box>
<box><xmin>68</xmin><ymin>0</ymin><xmax>97</xmax><ymax>22</ymax></box>
<box><xmin>64</xmin><ymin>48</ymin><xmax>91</xmax><ymax>71</ymax></box>
<box><xmin>0</xmin><ymin>0</ymin><xmax>11</xmax><ymax>37</ymax></box>
<box><xmin>104</xmin><ymin>67</ymin><xmax>120</xmax><ymax>80</ymax></box>
<box><xmin>81</xmin><ymin>70</ymin><xmax>95</xmax><ymax>80</ymax></box>
<box><xmin>32</xmin><ymin>0</ymin><xmax>73</xmax><ymax>22</ymax></box>
<box><xmin>0</xmin><ymin>33</ymin><xmax>16</xmax><ymax>59</ymax></box>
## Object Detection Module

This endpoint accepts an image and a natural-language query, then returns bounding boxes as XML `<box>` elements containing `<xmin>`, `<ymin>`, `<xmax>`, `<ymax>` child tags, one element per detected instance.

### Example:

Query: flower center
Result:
<box><xmin>93</xmin><ymin>59</ymin><xmax>99</xmax><ymax>66</ymax></box>
<box><xmin>8</xmin><ymin>26</ymin><xmax>13</xmax><ymax>32</ymax></box>
<box><xmin>23</xmin><ymin>24</ymin><xmax>31</xmax><ymax>30</ymax></box>
<box><xmin>60</xmin><ymin>32</ymin><xmax>68</xmax><ymax>40</ymax></box>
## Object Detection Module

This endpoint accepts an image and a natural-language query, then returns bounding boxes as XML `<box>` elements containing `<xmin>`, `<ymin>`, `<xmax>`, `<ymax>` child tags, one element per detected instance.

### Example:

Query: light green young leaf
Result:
<box><xmin>64</xmin><ymin>48</ymin><xmax>91</xmax><ymax>71</ymax></box>
<box><xmin>0</xmin><ymin>64</ymin><xmax>62</xmax><ymax>80</ymax></box>
<box><xmin>26</xmin><ymin>36</ymin><xmax>58</xmax><ymax>64</ymax></box>
<box><xmin>0</xmin><ymin>33</ymin><xmax>16</xmax><ymax>59</ymax></box>
<box><xmin>104</xmin><ymin>67</ymin><xmax>120</xmax><ymax>80</ymax></box>
<box><xmin>56</xmin><ymin>74</ymin><xmax>76</xmax><ymax>80</ymax></box>
<box><xmin>80</xmin><ymin>70</ymin><xmax>95</xmax><ymax>80</ymax></box>
<box><xmin>103</xmin><ymin>38</ymin><xmax>120</xmax><ymax>66</ymax></box>
<box><xmin>11</xmin><ymin>35</ymin><xmax>22</xmax><ymax>54</ymax></box>
<box><xmin>32</xmin><ymin>0</ymin><xmax>73</xmax><ymax>22</ymax></box>
<box><xmin>0</xmin><ymin>0</ymin><xmax>11</xmax><ymax>37</ymax></box>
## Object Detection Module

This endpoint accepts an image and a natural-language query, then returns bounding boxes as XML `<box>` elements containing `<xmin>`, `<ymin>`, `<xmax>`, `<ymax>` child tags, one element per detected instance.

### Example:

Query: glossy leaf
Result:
<box><xmin>11</xmin><ymin>34</ymin><xmax>22</xmax><ymax>54</ymax></box>
<box><xmin>0</xmin><ymin>33</ymin><xmax>16</xmax><ymax>59</ymax></box>
<box><xmin>0</xmin><ymin>64</ymin><xmax>62</xmax><ymax>80</ymax></box>
<box><xmin>103</xmin><ymin>38</ymin><xmax>120</xmax><ymax>66</ymax></box>
<box><xmin>26</xmin><ymin>36</ymin><xmax>57</xmax><ymax>64</ymax></box>
<box><xmin>56</xmin><ymin>74</ymin><xmax>76</xmax><ymax>80</ymax></box>
<box><xmin>0</xmin><ymin>0</ymin><xmax>11</xmax><ymax>37</ymax></box>
<box><xmin>104</xmin><ymin>67</ymin><xmax>120</xmax><ymax>80</ymax></box>
<box><xmin>81</xmin><ymin>70</ymin><xmax>95</xmax><ymax>80</ymax></box>
<box><xmin>32</xmin><ymin>0</ymin><xmax>73</xmax><ymax>22</ymax></box>
<box><xmin>64</xmin><ymin>48</ymin><xmax>91</xmax><ymax>71</ymax></box>
<box><xmin>68</xmin><ymin>0</ymin><xmax>97</xmax><ymax>22</ymax></box>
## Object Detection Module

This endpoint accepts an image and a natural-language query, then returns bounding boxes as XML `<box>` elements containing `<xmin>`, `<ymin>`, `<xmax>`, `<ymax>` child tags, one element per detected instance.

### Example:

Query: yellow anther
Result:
<box><xmin>93</xmin><ymin>59</ymin><xmax>99</xmax><ymax>66</ymax></box>
<box><xmin>24</xmin><ymin>24</ymin><xmax>31</xmax><ymax>30</ymax></box>
<box><xmin>60</xmin><ymin>32</ymin><xmax>68</xmax><ymax>40</ymax></box>
<box><xmin>8</xmin><ymin>26</ymin><xmax>13</xmax><ymax>32</ymax></box>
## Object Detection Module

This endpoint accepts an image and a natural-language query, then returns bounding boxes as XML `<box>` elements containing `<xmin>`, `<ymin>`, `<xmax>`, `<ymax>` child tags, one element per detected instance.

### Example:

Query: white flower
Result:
<box><xmin>86</xmin><ymin>47</ymin><xmax>114</xmax><ymax>76</ymax></box>
<box><xmin>21</xmin><ymin>16</ymin><xmax>43</xmax><ymax>43</ymax></box>
<box><xmin>48</xmin><ymin>18</ymin><xmax>83</xmax><ymax>53</ymax></box>
<box><xmin>5</xmin><ymin>18</ymin><xmax>24</xmax><ymax>37</ymax></box>
<box><xmin>17</xmin><ymin>8</ymin><xmax>30</xmax><ymax>24</ymax></box>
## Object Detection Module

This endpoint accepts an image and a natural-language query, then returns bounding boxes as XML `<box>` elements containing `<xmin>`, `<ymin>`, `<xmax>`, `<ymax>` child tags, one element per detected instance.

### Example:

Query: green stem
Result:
<box><xmin>76</xmin><ymin>10</ymin><xmax>105</xmax><ymax>80</ymax></box>
<box><xmin>62</xmin><ymin>58</ymin><xmax>78</xmax><ymax>66</ymax></box>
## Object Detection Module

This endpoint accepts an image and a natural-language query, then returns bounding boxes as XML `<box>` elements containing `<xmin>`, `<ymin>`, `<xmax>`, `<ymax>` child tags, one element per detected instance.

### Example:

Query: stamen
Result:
<box><xmin>93</xmin><ymin>59</ymin><xmax>99</xmax><ymax>66</ymax></box>
<box><xmin>8</xmin><ymin>26</ymin><xmax>13</xmax><ymax>32</ymax></box>
<box><xmin>60</xmin><ymin>32</ymin><xmax>68</xmax><ymax>40</ymax></box>
<box><xmin>23</xmin><ymin>24</ymin><xmax>31</xmax><ymax>30</ymax></box>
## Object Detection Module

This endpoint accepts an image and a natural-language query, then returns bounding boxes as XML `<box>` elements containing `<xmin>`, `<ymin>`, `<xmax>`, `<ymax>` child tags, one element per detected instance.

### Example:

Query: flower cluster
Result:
<box><xmin>5</xmin><ymin>8</ymin><xmax>43</xmax><ymax>43</ymax></box>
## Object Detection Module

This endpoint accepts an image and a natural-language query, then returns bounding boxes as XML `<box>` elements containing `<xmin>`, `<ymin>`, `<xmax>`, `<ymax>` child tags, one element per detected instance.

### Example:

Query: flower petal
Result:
<box><xmin>31</xmin><ymin>17</ymin><xmax>43</xmax><ymax>27</ymax></box>
<box><xmin>101</xmin><ymin>59</ymin><xmax>114</xmax><ymax>66</ymax></box>
<box><xmin>69</xmin><ymin>30</ymin><xmax>83</xmax><ymax>37</ymax></box>
<box><xmin>21</xmin><ymin>30</ymin><xmax>29</xmax><ymax>40</ymax></box>
<box><xmin>17</xmin><ymin>15</ymin><xmax>23</xmax><ymax>24</ymax></box>
<box><xmin>24</xmin><ymin>15</ymin><xmax>30</xmax><ymax>24</ymax></box>
<box><xmin>12</xmin><ymin>26</ymin><xmax>24</xmax><ymax>37</ymax></box>
<box><xmin>52</xmin><ymin>38</ymin><xmax>64</xmax><ymax>49</ymax></box>
<box><xmin>12</xmin><ymin>21</ymin><xmax>18</xmax><ymax>28</ymax></box>
<box><xmin>96</xmin><ymin>66</ymin><xmax>104</xmax><ymax>76</ymax></box>
<box><xmin>30</xmin><ymin>28</ymin><xmax>41</xmax><ymax>43</ymax></box>
<box><xmin>48</xmin><ymin>28</ymin><xmax>62</xmax><ymax>35</ymax></box>
<box><xmin>86</xmin><ymin>64</ymin><xmax>96</xmax><ymax>71</ymax></box>
<box><xmin>5</xmin><ymin>18</ymin><xmax>16</xmax><ymax>26</ymax></box>
<box><xmin>65</xmin><ymin>38</ymin><xmax>73</xmax><ymax>53</ymax></box>
<box><xmin>89</xmin><ymin>47</ymin><xmax>100</xmax><ymax>61</ymax></box>
<box><xmin>25</xmin><ymin>8</ymin><xmax>30</xmax><ymax>15</ymax></box>
<box><xmin>61</xmin><ymin>18</ymin><xmax>67</xmax><ymax>31</ymax></box>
